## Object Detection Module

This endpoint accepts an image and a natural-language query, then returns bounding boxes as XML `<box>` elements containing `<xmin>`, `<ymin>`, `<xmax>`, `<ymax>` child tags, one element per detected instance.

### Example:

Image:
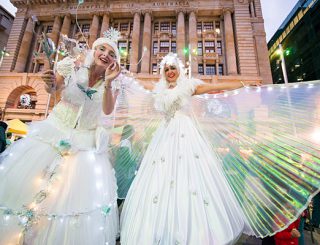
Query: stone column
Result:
<box><xmin>189</xmin><ymin>11</ymin><xmax>197</xmax><ymax>75</ymax></box>
<box><xmin>216</xmin><ymin>61</ymin><xmax>219</xmax><ymax>75</ymax></box>
<box><xmin>0</xmin><ymin>10</ymin><xmax>29</xmax><ymax>72</ymax></box>
<box><xmin>89</xmin><ymin>15</ymin><xmax>100</xmax><ymax>48</ymax></box>
<box><xmin>177</xmin><ymin>11</ymin><xmax>186</xmax><ymax>64</ymax></box>
<box><xmin>57</xmin><ymin>14</ymin><xmax>72</xmax><ymax>49</ymax></box>
<box><xmin>100</xmin><ymin>13</ymin><xmax>110</xmax><ymax>36</ymax></box>
<box><xmin>141</xmin><ymin>12</ymin><xmax>152</xmax><ymax>74</ymax></box>
<box><xmin>130</xmin><ymin>12</ymin><xmax>141</xmax><ymax>73</ymax></box>
<box><xmin>14</xmin><ymin>17</ymin><xmax>34</xmax><ymax>72</ymax></box>
<box><xmin>60</xmin><ymin>14</ymin><xmax>72</xmax><ymax>36</ymax></box>
<box><xmin>51</xmin><ymin>15</ymin><xmax>62</xmax><ymax>47</ymax></box>
<box><xmin>249</xmin><ymin>1</ymin><xmax>255</xmax><ymax>17</ymax></box>
<box><xmin>223</xmin><ymin>9</ymin><xmax>237</xmax><ymax>75</ymax></box>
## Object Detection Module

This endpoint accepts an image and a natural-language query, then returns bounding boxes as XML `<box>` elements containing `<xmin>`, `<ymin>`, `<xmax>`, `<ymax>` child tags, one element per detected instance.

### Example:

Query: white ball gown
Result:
<box><xmin>118</xmin><ymin>76</ymin><xmax>320</xmax><ymax>245</ymax></box>
<box><xmin>0</xmin><ymin>60</ymin><xmax>118</xmax><ymax>245</ymax></box>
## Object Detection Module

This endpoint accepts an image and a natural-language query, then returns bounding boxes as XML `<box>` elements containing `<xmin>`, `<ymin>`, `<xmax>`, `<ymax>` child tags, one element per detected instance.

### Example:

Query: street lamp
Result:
<box><xmin>0</xmin><ymin>47</ymin><xmax>10</xmax><ymax>68</ymax></box>
<box><xmin>277</xmin><ymin>44</ymin><xmax>289</xmax><ymax>85</ymax></box>
<box><xmin>276</xmin><ymin>45</ymin><xmax>297</xmax><ymax>136</ymax></box>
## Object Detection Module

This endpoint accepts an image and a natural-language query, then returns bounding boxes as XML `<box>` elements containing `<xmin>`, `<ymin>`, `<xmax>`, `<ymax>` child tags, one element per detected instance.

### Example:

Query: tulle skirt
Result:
<box><xmin>120</xmin><ymin>113</ymin><xmax>252</xmax><ymax>245</ymax></box>
<box><xmin>0</xmin><ymin>118</ymin><xmax>118</xmax><ymax>245</ymax></box>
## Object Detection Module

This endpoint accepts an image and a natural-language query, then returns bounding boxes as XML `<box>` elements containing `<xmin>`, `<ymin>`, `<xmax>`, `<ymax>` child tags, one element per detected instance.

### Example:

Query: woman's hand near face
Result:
<box><xmin>102</xmin><ymin>60</ymin><xmax>120</xmax><ymax>115</ymax></box>
<box><xmin>105</xmin><ymin>61</ymin><xmax>121</xmax><ymax>86</ymax></box>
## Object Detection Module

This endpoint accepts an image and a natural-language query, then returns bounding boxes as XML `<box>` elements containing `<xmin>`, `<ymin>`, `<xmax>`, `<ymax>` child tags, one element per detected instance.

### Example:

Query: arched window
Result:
<box><xmin>6</xmin><ymin>86</ymin><xmax>37</xmax><ymax>110</ymax></box>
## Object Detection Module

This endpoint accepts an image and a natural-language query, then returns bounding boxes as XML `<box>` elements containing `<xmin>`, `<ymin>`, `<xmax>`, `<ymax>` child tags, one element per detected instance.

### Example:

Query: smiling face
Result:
<box><xmin>94</xmin><ymin>43</ymin><xmax>117</xmax><ymax>69</ymax></box>
<box><xmin>164</xmin><ymin>64</ymin><xmax>180</xmax><ymax>84</ymax></box>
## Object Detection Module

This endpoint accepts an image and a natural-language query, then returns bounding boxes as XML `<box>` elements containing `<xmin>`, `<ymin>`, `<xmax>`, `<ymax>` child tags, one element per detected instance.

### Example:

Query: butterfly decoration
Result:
<box><xmin>77</xmin><ymin>83</ymin><xmax>98</xmax><ymax>100</ymax></box>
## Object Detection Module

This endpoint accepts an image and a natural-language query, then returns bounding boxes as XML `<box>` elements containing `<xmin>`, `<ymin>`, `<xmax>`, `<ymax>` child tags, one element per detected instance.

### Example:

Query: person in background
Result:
<box><xmin>298</xmin><ymin>210</ymin><xmax>307</xmax><ymax>245</ymax></box>
<box><xmin>0</xmin><ymin>121</ymin><xmax>8</xmax><ymax>153</ymax></box>
<box><xmin>274</xmin><ymin>217</ymin><xmax>300</xmax><ymax>245</ymax></box>
<box><xmin>312</xmin><ymin>193</ymin><xmax>320</xmax><ymax>229</ymax></box>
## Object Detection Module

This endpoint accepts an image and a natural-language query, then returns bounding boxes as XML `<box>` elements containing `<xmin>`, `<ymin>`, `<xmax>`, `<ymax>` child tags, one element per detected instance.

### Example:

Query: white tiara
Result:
<box><xmin>102</xmin><ymin>27</ymin><xmax>121</xmax><ymax>44</ymax></box>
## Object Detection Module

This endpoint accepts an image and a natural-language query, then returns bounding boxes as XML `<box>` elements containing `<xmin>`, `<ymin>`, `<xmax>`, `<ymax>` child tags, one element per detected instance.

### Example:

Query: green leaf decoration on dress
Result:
<box><xmin>101</xmin><ymin>205</ymin><xmax>111</xmax><ymax>216</ymax></box>
<box><xmin>77</xmin><ymin>83</ymin><xmax>98</xmax><ymax>100</ymax></box>
<box><xmin>55</xmin><ymin>139</ymin><xmax>72</xmax><ymax>156</ymax></box>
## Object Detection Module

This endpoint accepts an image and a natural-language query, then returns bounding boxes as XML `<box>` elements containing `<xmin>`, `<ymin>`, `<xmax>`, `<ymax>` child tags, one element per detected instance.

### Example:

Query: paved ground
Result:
<box><xmin>116</xmin><ymin>230</ymin><xmax>320</xmax><ymax>244</ymax></box>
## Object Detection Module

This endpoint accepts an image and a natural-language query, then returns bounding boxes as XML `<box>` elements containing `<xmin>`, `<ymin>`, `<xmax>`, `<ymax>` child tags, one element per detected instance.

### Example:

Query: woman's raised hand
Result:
<box><xmin>105</xmin><ymin>61</ymin><xmax>121</xmax><ymax>85</ymax></box>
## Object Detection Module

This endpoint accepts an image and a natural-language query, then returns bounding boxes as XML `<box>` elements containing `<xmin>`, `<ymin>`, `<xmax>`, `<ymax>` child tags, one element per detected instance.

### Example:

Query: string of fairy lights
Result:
<box><xmin>0</xmin><ymin>137</ymin><xmax>116</xmax><ymax>242</ymax></box>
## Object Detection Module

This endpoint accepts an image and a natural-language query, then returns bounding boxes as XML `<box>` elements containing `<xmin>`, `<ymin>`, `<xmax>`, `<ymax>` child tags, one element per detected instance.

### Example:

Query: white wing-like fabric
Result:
<box><xmin>190</xmin><ymin>81</ymin><xmax>320</xmax><ymax>237</ymax></box>
<box><xmin>111</xmin><ymin>77</ymin><xmax>162</xmax><ymax>199</ymax></box>
<box><xmin>114</xmin><ymin>78</ymin><xmax>320</xmax><ymax>237</ymax></box>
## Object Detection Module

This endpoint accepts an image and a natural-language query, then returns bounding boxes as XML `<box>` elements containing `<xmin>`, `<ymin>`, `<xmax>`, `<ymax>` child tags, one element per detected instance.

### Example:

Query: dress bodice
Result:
<box><xmin>49</xmin><ymin>76</ymin><xmax>105</xmax><ymax>130</ymax></box>
<box><xmin>153</xmin><ymin>78</ymin><xmax>201</xmax><ymax>121</ymax></box>
<box><xmin>49</xmin><ymin>59</ymin><xmax>109</xmax><ymax>130</ymax></box>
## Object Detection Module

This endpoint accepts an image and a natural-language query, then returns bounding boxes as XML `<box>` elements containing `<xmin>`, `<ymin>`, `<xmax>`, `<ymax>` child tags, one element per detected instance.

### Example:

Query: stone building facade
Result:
<box><xmin>0</xmin><ymin>5</ymin><xmax>14</xmax><ymax>53</ymax></box>
<box><xmin>0</xmin><ymin>0</ymin><xmax>272</xmax><ymax>121</ymax></box>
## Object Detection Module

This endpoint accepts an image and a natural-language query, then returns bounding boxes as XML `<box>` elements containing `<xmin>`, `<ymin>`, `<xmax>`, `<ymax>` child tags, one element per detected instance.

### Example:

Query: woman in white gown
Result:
<box><xmin>120</xmin><ymin>53</ymin><xmax>262</xmax><ymax>244</ymax></box>
<box><xmin>0</xmin><ymin>30</ymin><xmax>121</xmax><ymax>245</ymax></box>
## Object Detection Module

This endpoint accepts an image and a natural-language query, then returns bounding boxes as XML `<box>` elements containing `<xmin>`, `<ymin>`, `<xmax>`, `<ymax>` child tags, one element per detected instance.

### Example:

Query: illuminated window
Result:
<box><xmin>154</xmin><ymin>22</ymin><xmax>159</xmax><ymax>32</ymax></box>
<box><xmin>152</xmin><ymin>64</ymin><xmax>158</xmax><ymax>74</ymax></box>
<box><xmin>153</xmin><ymin>41</ymin><xmax>158</xmax><ymax>55</ymax></box>
<box><xmin>205</xmin><ymin>41</ymin><xmax>215</xmax><ymax>53</ymax></box>
<box><xmin>120</xmin><ymin>23</ymin><xmax>129</xmax><ymax>31</ymax></box>
<box><xmin>82</xmin><ymin>24</ymin><xmax>90</xmax><ymax>33</ymax></box>
<box><xmin>204</xmin><ymin>22</ymin><xmax>214</xmax><ymax>30</ymax></box>
<box><xmin>217</xmin><ymin>41</ymin><xmax>222</xmax><ymax>55</ymax></box>
<box><xmin>160</xmin><ymin>41</ymin><xmax>170</xmax><ymax>53</ymax></box>
<box><xmin>218</xmin><ymin>64</ymin><xmax>223</xmax><ymax>75</ymax></box>
<box><xmin>160</xmin><ymin>22</ymin><xmax>170</xmax><ymax>31</ymax></box>
<box><xmin>171</xmin><ymin>41</ymin><xmax>176</xmax><ymax>53</ymax></box>
<box><xmin>197</xmin><ymin>42</ymin><xmax>203</xmax><ymax>55</ymax></box>
<box><xmin>198</xmin><ymin>64</ymin><xmax>204</xmax><ymax>75</ymax></box>
<box><xmin>171</xmin><ymin>23</ymin><xmax>176</xmax><ymax>35</ymax></box>
<box><xmin>197</xmin><ymin>22</ymin><xmax>202</xmax><ymax>33</ymax></box>
<box><xmin>118</xmin><ymin>41</ymin><xmax>127</xmax><ymax>49</ymax></box>
<box><xmin>206</xmin><ymin>65</ymin><xmax>216</xmax><ymax>75</ymax></box>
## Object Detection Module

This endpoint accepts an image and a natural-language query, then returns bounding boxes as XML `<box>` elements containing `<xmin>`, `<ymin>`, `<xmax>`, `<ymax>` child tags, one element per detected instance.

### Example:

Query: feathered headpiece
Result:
<box><xmin>92</xmin><ymin>27</ymin><xmax>121</xmax><ymax>64</ymax></box>
<box><xmin>154</xmin><ymin>53</ymin><xmax>189</xmax><ymax>92</ymax></box>
<box><xmin>159</xmin><ymin>52</ymin><xmax>184</xmax><ymax>72</ymax></box>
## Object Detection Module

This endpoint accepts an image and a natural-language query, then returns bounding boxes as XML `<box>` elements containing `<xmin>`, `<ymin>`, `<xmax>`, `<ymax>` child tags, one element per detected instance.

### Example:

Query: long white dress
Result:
<box><xmin>0</xmin><ymin>62</ymin><xmax>118</xmax><ymax>245</ymax></box>
<box><xmin>119</xmin><ymin>76</ymin><xmax>320</xmax><ymax>244</ymax></box>
<box><xmin>120</xmin><ymin>79</ymin><xmax>253</xmax><ymax>245</ymax></box>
